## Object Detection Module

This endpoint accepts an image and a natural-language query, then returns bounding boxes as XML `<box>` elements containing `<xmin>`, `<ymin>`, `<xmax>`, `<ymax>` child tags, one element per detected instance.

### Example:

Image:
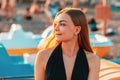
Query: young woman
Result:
<box><xmin>35</xmin><ymin>8</ymin><xmax>100</xmax><ymax>80</ymax></box>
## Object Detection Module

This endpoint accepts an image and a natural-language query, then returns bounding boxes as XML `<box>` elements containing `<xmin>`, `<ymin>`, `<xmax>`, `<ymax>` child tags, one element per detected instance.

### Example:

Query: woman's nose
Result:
<box><xmin>55</xmin><ymin>24</ymin><xmax>59</xmax><ymax>31</ymax></box>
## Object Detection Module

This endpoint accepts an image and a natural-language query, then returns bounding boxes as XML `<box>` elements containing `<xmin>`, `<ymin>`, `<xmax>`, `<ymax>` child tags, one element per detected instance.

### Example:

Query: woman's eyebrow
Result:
<box><xmin>54</xmin><ymin>19</ymin><xmax>67</xmax><ymax>24</ymax></box>
<box><xmin>59</xmin><ymin>20</ymin><xmax>67</xmax><ymax>23</ymax></box>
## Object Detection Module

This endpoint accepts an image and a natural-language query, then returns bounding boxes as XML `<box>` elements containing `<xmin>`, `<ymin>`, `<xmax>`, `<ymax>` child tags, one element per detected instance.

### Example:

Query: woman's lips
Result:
<box><xmin>55</xmin><ymin>33</ymin><xmax>62</xmax><ymax>36</ymax></box>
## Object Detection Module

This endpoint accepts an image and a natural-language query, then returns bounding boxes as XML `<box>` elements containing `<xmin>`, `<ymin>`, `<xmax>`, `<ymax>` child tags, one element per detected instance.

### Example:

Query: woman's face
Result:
<box><xmin>54</xmin><ymin>13</ymin><xmax>80</xmax><ymax>42</ymax></box>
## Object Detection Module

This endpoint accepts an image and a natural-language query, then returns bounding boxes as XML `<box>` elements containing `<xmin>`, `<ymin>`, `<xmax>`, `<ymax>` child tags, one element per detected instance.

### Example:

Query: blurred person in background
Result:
<box><xmin>30</xmin><ymin>2</ymin><xmax>40</xmax><ymax>14</ymax></box>
<box><xmin>1</xmin><ymin>0</ymin><xmax>16</xmax><ymax>20</ymax></box>
<box><xmin>58</xmin><ymin>0</ymin><xmax>67</xmax><ymax>10</ymax></box>
<box><xmin>72</xmin><ymin>0</ymin><xmax>79</xmax><ymax>7</ymax></box>
<box><xmin>22</xmin><ymin>7</ymin><xmax>33</xmax><ymax>20</ymax></box>
<box><xmin>44</xmin><ymin>0</ymin><xmax>59</xmax><ymax>26</ymax></box>
<box><xmin>88</xmin><ymin>17</ymin><xmax>104</xmax><ymax>32</ymax></box>
<box><xmin>0</xmin><ymin>0</ymin><xmax>4</xmax><ymax>20</ymax></box>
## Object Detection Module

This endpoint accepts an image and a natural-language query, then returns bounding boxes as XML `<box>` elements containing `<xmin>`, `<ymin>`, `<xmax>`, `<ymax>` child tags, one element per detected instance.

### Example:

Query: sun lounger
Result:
<box><xmin>100</xmin><ymin>59</ymin><xmax>120</xmax><ymax>80</ymax></box>
<box><xmin>0</xmin><ymin>43</ymin><xmax>23</xmax><ymax>64</ymax></box>
<box><xmin>0</xmin><ymin>43</ymin><xmax>34</xmax><ymax>77</ymax></box>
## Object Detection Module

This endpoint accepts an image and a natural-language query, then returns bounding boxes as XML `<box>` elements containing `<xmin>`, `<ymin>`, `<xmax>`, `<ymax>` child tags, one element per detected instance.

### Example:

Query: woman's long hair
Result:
<box><xmin>39</xmin><ymin>8</ymin><xmax>93</xmax><ymax>53</ymax></box>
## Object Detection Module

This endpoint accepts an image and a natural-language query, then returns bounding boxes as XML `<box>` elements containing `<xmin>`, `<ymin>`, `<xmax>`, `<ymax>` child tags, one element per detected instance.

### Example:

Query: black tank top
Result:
<box><xmin>45</xmin><ymin>43</ymin><xmax>89</xmax><ymax>80</ymax></box>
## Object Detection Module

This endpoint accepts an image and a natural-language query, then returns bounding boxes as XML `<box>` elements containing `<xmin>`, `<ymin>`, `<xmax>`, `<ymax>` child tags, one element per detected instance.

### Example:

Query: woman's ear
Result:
<box><xmin>75</xmin><ymin>26</ymin><xmax>81</xmax><ymax>35</ymax></box>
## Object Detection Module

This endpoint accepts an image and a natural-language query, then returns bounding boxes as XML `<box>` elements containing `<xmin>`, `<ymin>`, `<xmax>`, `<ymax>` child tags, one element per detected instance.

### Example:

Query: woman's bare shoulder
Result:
<box><xmin>36</xmin><ymin>47</ymin><xmax>56</xmax><ymax>60</ymax></box>
<box><xmin>84</xmin><ymin>50</ymin><xmax>100</xmax><ymax>68</ymax></box>
<box><xmin>35</xmin><ymin>47</ymin><xmax>56</xmax><ymax>70</ymax></box>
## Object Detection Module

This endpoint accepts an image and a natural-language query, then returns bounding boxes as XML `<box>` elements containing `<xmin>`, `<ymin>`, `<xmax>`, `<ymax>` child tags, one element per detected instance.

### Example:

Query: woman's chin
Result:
<box><xmin>55</xmin><ymin>38</ymin><xmax>62</xmax><ymax>42</ymax></box>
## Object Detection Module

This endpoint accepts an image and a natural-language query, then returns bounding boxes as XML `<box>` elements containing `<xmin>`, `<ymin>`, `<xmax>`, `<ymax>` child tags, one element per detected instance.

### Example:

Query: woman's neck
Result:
<box><xmin>61</xmin><ymin>41</ymin><xmax>79</xmax><ymax>57</ymax></box>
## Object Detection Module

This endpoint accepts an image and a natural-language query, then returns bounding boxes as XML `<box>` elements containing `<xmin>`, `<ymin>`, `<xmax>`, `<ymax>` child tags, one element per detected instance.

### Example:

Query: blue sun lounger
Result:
<box><xmin>0</xmin><ymin>43</ymin><xmax>34</xmax><ymax>78</ymax></box>
<box><xmin>110</xmin><ymin>58</ymin><xmax>120</xmax><ymax>64</ymax></box>
<box><xmin>0</xmin><ymin>43</ymin><xmax>23</xmax><ymax>64</ymax></box>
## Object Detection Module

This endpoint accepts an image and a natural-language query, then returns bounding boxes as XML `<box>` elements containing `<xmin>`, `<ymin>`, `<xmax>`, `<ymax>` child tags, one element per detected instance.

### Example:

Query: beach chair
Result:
<box><xmin>110</xmin><ymin>58</ymin><xmax>120</xmax><ymax>64</ymax></box>
<box><xmin>100</xmin><ymin>59</ymin><xmax>120</xmax><ymax>80</ymax></box>
<box><xmin>0</xmin><ymin>43</ymin><xmax>23</xmax><ymax>64</ymax></box>
<box><xmin>0</xmin><ymin>24</ymin><xmax>42</xmax><ymax>56</ymax></box>
<box><xmin>0</xmin><ymin>44</ymin><xmax>34</xmax><ymax>77</ymax></box>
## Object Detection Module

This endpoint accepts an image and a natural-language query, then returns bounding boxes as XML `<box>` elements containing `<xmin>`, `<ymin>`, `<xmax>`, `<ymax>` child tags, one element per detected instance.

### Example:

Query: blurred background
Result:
<box><xmin>0</xmin><ymin>0</ymin><xmax>120</xmax><ymax>58</ymax></box>
<box><xmin>0</xmin><ymin>0</ymin><xmax>120</xmax><ymax>80</ymax></box>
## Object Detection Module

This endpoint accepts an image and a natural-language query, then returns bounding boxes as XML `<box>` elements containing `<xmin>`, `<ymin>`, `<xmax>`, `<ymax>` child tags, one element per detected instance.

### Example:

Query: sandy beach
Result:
<box><xmin>0</xmin><ymin>1</ymin><xmax>120</xmax><ymax>59</ymax></box>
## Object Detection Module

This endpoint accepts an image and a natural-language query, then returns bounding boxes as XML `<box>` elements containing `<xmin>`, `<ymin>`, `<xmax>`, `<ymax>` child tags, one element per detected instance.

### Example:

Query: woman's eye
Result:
<box><xmin>60</xmin><ymin>23</ymin><xmax>66</xmax><ymax>26</ymax></box>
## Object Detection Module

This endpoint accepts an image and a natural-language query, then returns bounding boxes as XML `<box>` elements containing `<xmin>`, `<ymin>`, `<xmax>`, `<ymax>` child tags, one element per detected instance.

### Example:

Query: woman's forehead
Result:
<box><xmin>55</xmin><ymin>13</ymin><xmax>72</xmax><ymax>22</ymax></box>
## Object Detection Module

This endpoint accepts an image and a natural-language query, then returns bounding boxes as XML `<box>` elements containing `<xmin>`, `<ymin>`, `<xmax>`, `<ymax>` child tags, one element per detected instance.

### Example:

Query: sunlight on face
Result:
<box><xmin>54</xmin><ymin>13</ymin><xmax>77</xmax><ymax>42</ymax></box>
